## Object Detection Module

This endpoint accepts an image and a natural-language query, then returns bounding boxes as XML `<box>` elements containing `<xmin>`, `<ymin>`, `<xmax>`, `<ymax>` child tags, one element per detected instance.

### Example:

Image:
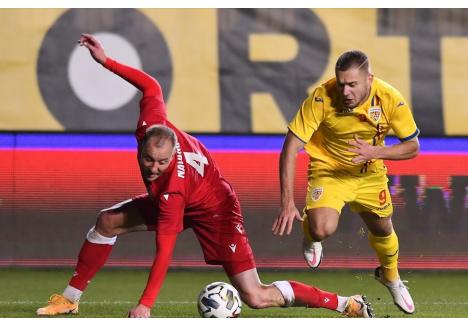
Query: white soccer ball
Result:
<box><xmin>197</xmin><ymin>281</ymin><xmax>242</xmax><ymax>318</ymax></box>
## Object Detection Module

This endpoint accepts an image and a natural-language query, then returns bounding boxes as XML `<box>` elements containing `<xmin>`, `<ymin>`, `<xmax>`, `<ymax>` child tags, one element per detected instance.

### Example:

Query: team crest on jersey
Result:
<box><xmin>311</xmin><ymin>187</ymin><xmax>324</xmax><ymax>201</ymax></box>
<box><xmin>368</xmin><ymin>107</ymin><xmax>382</xmax><ymax>123</ymax></box>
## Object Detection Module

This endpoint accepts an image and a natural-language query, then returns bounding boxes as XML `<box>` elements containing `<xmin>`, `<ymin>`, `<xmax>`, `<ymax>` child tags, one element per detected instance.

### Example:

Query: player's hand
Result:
<box><xmin>272</xmin><ymin>202</ymin><xmax>303</xmax><ymax>236</ymax></box>
<box><xmin>78</xmin><ymin>33</ymin><xmax>107</xmax><ymax>65</ymax></box>
<box><xmin>127</xmin><ymin>303</ymin><xmax>151</xmax><ymax>318</ymax></box>
<box><xmin>348</xmin><ymin>134</ymin><xmax>381</xmax><ymax>164</ymax></box>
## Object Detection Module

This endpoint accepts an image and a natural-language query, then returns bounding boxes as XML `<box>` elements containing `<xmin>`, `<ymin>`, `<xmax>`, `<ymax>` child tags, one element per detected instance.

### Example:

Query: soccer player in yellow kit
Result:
<box><xmin>272</xmin><ymin>50</ymin><xmax>419</xmax><ymax>314</ymax></box>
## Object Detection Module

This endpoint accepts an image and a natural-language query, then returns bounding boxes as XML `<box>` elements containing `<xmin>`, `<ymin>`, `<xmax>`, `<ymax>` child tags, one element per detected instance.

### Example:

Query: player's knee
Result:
<box><xmin>86</xmin><ymin>225</ymin><xmax>117</xmax><ymax>245</ymax></box>
<box><xmin>308</xmin><ymin>226</ymin><xmax>333</xmax><ymax>241</ymax></box>
<box><xmin>367</xmin><ymin>215</ymin><xmax>394</xmax><ymax>237</ymax></box>
<box><xmin>306</xmin><ymin>208</ymin><xmax>339</xmax><ymax>241</ymax></box>
<box><xmin>239</xmin><ymin>290</ymin><xmax>270</xmax><ymax>309</ymax></box>
<box><xmin>240</xmin><ymin>293</ymin><xmax>264</xmax><ymax>309</ymax></box>
<box><xmin>95</xmin><ymin>211</ymin><xmax>119</xmax><ymax>237</ymax></box>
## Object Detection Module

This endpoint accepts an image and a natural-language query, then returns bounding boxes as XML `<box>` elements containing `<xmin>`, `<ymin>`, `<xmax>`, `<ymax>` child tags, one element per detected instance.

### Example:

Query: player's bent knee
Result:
<box><xmin>239</xmin><ymin>292</ymin><xmax>268</xmax><ymax>309</ymax></box>
<box><xmin>308</xmin><ymin>228</ymin><xmax>333</xmax><ymax>241</ymax></box>
<box><xmin>86</xmin><ymin>226</ymin><xmax>117</xmax><ymax>245</ymax></box>
<box><xmin>95</xmin><ymin>211</ymin><xmax>120</xmax><ymax>237</ymax></box>
<box><xmin>307</xmin><ymin>218</ymin><xmax>337</xmax><ymax>241</ymax></box>
<box><xmin>240</xmin><ymin>294</ymin><xmax>263</xmax><ymax>309</ymax></box>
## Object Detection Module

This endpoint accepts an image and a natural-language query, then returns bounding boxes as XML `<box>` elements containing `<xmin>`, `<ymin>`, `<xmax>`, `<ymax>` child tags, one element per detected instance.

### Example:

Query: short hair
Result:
<box><xmin>141</xmin><ymin>124</ymin><xmax>177</xmax><ymax>150</ymax></box>
<box><xmin>335</xmin><ymin>50</ymin><xmax>370</xmax><ymax>72</ymax></box>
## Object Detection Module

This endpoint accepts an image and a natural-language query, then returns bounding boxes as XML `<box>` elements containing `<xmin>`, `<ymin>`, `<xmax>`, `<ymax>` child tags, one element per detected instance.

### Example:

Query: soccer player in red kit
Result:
<box><xmin>37</xmin><ymin>34</ymin><xmax>373</xmax><ymax>318</ymax></box>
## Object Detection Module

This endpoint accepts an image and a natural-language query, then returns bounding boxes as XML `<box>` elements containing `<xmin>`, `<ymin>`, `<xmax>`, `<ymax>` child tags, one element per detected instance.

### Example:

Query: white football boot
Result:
<box><xmin>302</xmin><ymin>238</ymin><xmax>323</xmax><ymax>269</ymax></box>
<box><xmin>374</xmin><ymin>266</ymin><xmax>415</xmax><ymax>314</ymax></box>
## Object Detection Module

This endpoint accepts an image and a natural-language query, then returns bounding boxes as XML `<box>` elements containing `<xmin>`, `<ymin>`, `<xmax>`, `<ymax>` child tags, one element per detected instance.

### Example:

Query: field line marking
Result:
<box><xmin>2</xmin><ymin>301</ymin><xmax>468</xmax><ymax>305</ymax></box>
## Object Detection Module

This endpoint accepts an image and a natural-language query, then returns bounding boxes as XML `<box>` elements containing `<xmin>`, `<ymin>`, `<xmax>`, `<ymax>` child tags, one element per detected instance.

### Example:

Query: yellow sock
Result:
<box><xmin>368</xmin><ymin>230</ymin><xmax>400</xmax><ymax>282</ymax></box>
<box><xmin>302</xmin><ymin>214</ymin><xmax>315</xmax><ymax>242</ymax></box>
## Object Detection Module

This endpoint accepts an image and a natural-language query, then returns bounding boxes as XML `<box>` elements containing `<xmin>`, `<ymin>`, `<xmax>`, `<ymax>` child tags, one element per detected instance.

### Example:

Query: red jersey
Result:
<box><xmin>103</xmin><ymin>58</ymin><xmax>246</xmax><ymax>308</ymax></box>
<box><xmin>139</xmin><ymin>106</ymin><xmax>239</xmax><ymax>235</ymax></box>
<box><xmin>105</xmin><ymin>58</ymin><xmax>238</xmax><ymax>234</ymax></box>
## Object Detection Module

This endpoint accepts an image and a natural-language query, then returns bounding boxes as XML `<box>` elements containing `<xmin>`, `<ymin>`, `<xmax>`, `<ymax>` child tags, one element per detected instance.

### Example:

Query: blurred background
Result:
<box><xmin>1</xmin><ymin>8</ymin><xmax>467</xmax><ymax>271</ymax></box>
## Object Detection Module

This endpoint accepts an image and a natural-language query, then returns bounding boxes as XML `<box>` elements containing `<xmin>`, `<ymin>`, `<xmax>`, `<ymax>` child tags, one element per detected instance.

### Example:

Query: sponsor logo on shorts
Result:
<box><xmin>369</xmin><ymin>106</ymin><xmax>382</xmax><ymax>123</ymax></box>
<box><xmin>229</xmin><ymin>243</ymin><xmax>237</xmax><ymax>253</ymax></box>
<box><xmin>311</xmin><ymin>187</ymin><xmax>323</xmax><ymax>201</ymax></box>
<box><xmin>375</xmin><ymin>202</ymin><xmax>391</xmax><ymax>210</ymax></box>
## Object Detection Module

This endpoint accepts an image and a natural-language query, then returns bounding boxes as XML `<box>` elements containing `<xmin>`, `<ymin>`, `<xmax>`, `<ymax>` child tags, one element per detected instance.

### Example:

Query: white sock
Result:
<box><xmin>86</xmin><ymin>226</ymin><xmax>117</xmax><ymax>245</ymax></box>
<box><xmin>63</xmin><ymin>285</ymin><xmax>83</xmax><ymax>303</ymax></box>
<box><xmin>272</xmin><ymin>281</ymin><xmax>295</xmax><ymax>307</ymax></box>
<box><xmin>336</xmin><ymin>295</ymin><xmax>349</xmax><ymax>312</ymax></box>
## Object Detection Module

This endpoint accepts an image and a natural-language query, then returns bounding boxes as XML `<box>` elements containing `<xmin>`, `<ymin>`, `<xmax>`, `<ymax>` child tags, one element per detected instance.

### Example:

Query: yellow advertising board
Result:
<box><xmin>0</xmin><ymin>8</ymin><xmax>465</xmax><ymax>135</ymax></box>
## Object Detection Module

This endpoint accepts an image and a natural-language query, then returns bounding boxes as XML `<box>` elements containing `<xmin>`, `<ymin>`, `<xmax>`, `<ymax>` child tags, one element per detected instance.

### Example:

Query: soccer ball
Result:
<box><xmin>197</xmin><ymin>281</ymin><xmax>242</xmax><ymax>318</ymax></box>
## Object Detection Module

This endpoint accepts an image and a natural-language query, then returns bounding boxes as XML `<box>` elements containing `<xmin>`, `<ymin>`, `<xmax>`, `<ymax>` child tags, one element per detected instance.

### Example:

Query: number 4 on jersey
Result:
<box><xmin>184</xmin><ymin>152</ymin><xmax>208</xmax><ymax>176</ymax></box>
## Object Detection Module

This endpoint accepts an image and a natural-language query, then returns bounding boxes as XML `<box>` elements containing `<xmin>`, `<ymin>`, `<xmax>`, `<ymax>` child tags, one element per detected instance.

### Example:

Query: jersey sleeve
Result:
<box><xmin>138</xmin><ymin>192</ymin><xmax>184</xmax><ymax>307</ymax></box>
<box><xmin>288</xmin><ymin>89</ymin><xmax>325</xmax><ymax>143</ymax></box>
<box><xmin>138</xmin><ymin>233</ymin><xmax>177</xmax><ymax>308</ymax></box>
<box><xmin>388</xmin><ymin>93</ymin><xmax>420</xmax><ymax>142</ymax></box>
<box><xmin>136</xmin><ymin>97</ymin><xmax>168</xmax><ymax>141</ymax></box>
<box><xmin>103</xmin><ymin>58</ymin><xmax>167</xmax><ymax>141</ymax></box>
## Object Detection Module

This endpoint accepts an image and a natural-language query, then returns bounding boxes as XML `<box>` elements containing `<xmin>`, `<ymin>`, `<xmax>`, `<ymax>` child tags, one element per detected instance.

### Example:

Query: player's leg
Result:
<box><xmin>302</xmin><ymin>207</ymin><xmax>339</xmax><ymax>268</ymax></box>
<box><xmin>352</xmin><ymin>175</ymin><xmax>415</xmax><ymax>314</ymax></box>
<box><xmin>65</xmin><ymin>196</ymin><xmax>151</xmax><ymax>296</ymax></box>
<box><xmin>359</xmin><ymin>211</ymin><xmax>415</xmax><ymax>314</ymax></box>
<box><xmin>226</xmin><ymin>267</ymin><xmax>283</xmax><ymax>308</ymax></box>
<box><xmin>37</xmin><ymin>194</ymin><xmax>154</xmax><ymax>316</ymax></box>
<box><xmin>302</xmin><ymin>175</ymin><xmax>352</xmax><ymax>269</ymax></box>
<box><xmin>193</xmin><ymin>198</ymin><xmax>369</xmax><ymax>317</ymax></box>
<box><xmin>208</xmin><ymin>208</ymin><xmax>371</xmax><ymax>317</ymax></box>
<box><xmin>226</xmin><ymin>267</ymin><xmax>373</xmax><ymax>317</ymax></box>
<box><xmin>193</xmin><ymin>210</ymin><xmax>355</xmax><ymax>313</ymax></box>
<box><xmin>359</xmin><ymin>211</ymin><xmax>398</xmax><ymax>280</ymax></box>
<box><xmin>303</xmin><ymin>207</ymin><xmax>340</xmax><ymax>242</ymax></box>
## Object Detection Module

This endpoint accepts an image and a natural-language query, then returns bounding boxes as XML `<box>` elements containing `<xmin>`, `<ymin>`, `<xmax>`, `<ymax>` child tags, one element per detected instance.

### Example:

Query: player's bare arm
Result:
<box><xmin>272</xmin><ymin>131</ymin><xmax>306</xmax><ymax>236</ymax></box>
<box><xmin>348</xmin><ymin>134</ymin><xmax>420</xmax><ymax>164</ymax></box>
<box><xmin>78</xmin><ymin>33</ymin><xmax>107</xmax><ymax>65</ymax></box>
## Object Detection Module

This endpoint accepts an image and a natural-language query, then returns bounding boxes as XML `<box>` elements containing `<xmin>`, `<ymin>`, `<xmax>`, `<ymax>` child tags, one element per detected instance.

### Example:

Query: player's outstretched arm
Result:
<box><xmin>128</xmin><ymin>233</ymin><xmax>177</xmax><ymax>317</ymax></box>
<box><xmin>78</xmin><ymin>33</ymin><xmax>162</xmax><ymax>98</ymax></box>
<box><xmin>78</xmin><ymin>33</ymin><xmax>106</xmax><ymax>65</ymax></box>
<box><xmin>272</xmin><ymin>131</ymin><xmax>305</xmax><ymax>236</ymax></box>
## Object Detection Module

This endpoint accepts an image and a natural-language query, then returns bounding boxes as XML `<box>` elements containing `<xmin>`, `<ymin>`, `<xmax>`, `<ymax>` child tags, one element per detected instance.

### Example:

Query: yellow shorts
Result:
<box><xmin>305</xmin><ymin>171</ymin><xmax>393</xmax><ymax>218</ymax></box>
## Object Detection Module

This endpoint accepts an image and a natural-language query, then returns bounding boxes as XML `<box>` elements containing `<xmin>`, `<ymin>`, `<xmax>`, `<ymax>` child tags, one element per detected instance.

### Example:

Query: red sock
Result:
<box><xmin>289</xmin><ymin>280</ymin><xmax>338</xmax><ymax>310</ymax></box>
<box><xmin>69</xmin><ymin>240</ymin><xmax>113</xmax><ymax>290</ymax></box>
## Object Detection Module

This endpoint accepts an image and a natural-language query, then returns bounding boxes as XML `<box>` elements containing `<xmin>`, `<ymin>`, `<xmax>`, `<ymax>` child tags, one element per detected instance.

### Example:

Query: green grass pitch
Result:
<box><xmin>0</xmin><ymin>268</ymin><xmax>467</xmax><ymax>318</ymax></box>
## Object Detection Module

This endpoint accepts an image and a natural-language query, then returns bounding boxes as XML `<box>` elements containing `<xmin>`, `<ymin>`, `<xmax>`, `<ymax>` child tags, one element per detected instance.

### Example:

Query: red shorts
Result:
<box><xmin>132</xmin><ymin>194</ymin><xmax>256</xmax><ymax>276</ymax></box>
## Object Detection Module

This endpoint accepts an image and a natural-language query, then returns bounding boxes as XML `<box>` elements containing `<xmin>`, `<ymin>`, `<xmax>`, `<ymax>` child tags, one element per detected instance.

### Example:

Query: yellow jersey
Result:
<box><xmin>288</xmin><ymin>77</ymin><xmax>419</xmax><ymax>176</ymax></box>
